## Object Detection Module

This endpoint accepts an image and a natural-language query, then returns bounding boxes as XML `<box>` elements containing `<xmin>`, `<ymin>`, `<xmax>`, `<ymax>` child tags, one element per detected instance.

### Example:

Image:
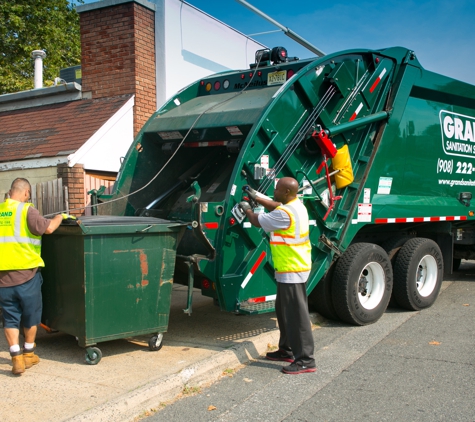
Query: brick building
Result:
<box><xmin>0</xmin><ymin>0</ymin><xmax>264</xmax><ymax>216</ymax></box>
<box><xmin>79</xmin><ymin>0</ymin><xmax>157</xmax><ymax>136</ymax></box>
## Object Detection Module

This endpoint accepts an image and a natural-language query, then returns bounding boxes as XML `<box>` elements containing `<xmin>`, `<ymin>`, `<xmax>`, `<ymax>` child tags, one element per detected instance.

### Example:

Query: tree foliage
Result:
<box><xmin>0</xmin><ymin>1</ymin><xmax>82</xmax><ymax>94</ymax></box>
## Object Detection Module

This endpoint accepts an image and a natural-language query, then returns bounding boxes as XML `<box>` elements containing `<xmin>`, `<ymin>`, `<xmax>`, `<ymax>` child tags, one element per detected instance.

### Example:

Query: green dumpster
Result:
<box><xmin>41</xmin><ymin>216</ymin><xmax>184</xmax><ymax>365</ymax></box>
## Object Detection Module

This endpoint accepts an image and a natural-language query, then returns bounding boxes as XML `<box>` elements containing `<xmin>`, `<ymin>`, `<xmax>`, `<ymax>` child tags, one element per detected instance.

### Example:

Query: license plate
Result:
<box><xmin>267</xmin><ymin>70</ymin><xmax>287</xmax><ymax>86</ymax></box>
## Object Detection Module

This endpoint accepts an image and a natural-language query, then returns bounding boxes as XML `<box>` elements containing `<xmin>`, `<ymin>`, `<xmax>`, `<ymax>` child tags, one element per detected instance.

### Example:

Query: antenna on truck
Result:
<box><xmin>235</xmin><ymin>0</ymin><xmax>325</xmax><ymax>57</ymax></box>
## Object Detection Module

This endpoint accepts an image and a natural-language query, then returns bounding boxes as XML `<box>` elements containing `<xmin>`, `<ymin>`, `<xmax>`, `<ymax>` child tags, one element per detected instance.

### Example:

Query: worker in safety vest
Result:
<box><xmin>240</xmin><ymin>177</ymin><xmax>316</xmax><ymax>374</ymax></box>
<box><xmin>0</xmin><ymin>178</ymin><xmax>67</xmax><ymax>375</ymax></box>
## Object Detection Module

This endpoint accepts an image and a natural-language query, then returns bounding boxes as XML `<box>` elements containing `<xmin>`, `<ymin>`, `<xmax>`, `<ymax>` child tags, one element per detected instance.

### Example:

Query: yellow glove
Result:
<box><xmin>61</xmin><ymin>213</ymin><xmax>77</xmax><ymax>220</ymax></box>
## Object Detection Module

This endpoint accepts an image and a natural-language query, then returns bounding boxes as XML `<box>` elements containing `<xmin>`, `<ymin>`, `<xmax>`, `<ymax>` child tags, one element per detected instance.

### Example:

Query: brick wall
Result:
<box><xmin>57</xmin><ymin>164</ymin><xmax>85</xmax><ymax>217</ymax></box>
<box><xmin>80</xmin><ymin>2</ymin><xmax>156</xmax><ymax>136</ymax></box>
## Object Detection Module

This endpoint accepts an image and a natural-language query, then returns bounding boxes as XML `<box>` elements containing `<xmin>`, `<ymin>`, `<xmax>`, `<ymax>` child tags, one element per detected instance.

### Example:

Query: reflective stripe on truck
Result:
<box><xmin>375</xmin><ymin>216</ymin><xmax>467</xmax><ymax>224</ymax></box>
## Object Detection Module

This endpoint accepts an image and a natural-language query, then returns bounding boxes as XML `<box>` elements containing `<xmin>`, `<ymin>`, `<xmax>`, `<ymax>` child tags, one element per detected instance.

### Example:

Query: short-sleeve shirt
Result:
<box><xmin>258</xmin><ymin>208</ymin><xmax>310</xmax><ymax>284</ymax></box>
<box><xmin>0</xmin><ymin>206</ymin><xmax>51</xmax><ymax>287</ymax></box>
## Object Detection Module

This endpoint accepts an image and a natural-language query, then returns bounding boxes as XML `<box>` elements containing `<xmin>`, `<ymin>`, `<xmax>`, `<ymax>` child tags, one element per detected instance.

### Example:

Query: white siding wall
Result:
<box><xmin>158</xmin><ymin>0</ymin><xmax>265</xmax><ymax>105</ymax></box>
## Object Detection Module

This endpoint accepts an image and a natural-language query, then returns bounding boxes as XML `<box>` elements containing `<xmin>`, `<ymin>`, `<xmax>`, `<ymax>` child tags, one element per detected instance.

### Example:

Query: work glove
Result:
<box><xmin>239</xmin><ymin>201</ymin><xmax>252</xmax><ymax>214</ymax></box>
<box><xmin>242</xmin><ymin>185</ymin><xmax>257</xmax><ymax>201</ymax></box>
<box><xmin>61</xmin><ymin>213</ymin><xmax>77</xmax><ymax>220</ymax></box>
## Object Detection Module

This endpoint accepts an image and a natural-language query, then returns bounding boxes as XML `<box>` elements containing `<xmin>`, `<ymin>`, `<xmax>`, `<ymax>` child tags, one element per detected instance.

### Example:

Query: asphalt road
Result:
<box><xmin>145</xmin><ymin>262</ymin><xmax>475</xmax><ymax>422</ymax></box>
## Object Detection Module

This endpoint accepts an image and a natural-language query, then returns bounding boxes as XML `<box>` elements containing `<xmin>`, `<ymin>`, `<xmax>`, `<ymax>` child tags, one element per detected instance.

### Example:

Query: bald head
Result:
<box><xmin>274</xmin><ymin>177</ymin><xmax>299</xmax><ymax>204</ymax></box>
<box><xmin>9</xmin><ymin>178</ymin><xmax>31</xmax><ymax>202</ymax></box>
<box><xmin>278</xmin><ymin>177</ymin><xmax>299</xmax><ymax>195</ymax></box>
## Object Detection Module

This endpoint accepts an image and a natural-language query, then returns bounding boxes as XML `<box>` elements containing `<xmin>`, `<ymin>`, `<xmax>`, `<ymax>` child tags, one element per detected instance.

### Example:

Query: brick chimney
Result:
<box><xmin>78</xmin><ymin>0</ymin><xmax>156</xmax><ymax>136</ymax></box>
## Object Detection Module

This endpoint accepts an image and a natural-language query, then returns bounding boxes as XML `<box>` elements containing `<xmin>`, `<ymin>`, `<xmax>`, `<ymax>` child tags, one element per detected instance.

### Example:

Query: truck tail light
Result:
<box><xmin>271</xmin><ymin>47</ymin><xmax>288</xmax><ymax>64</ymax></box>
<box><xmin>248</xmin><ymin>296</ymin><xmax>265</xmax><ymax>303</ymax></box>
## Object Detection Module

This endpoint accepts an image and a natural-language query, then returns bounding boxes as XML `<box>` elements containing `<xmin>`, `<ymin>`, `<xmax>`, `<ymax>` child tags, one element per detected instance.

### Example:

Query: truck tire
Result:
<box><xmin>308</xmin><ymin>263</ymin><xmax>339</xmax><ymax>321</ymax></box>
<box><xmin>393</xmin><ymin>238</ymin><xmax>443</xmax><ymax>311</ymax></box>
<box><xmin>381</xmin><ymin>236</ymin><xmax>411</xmax><ymax>307</ymax></box>
<box><xmin>381</xmin><ymin>236</ymin><xmax>411</xmax><ymax>264</ymax></box>
<box><xmin>332</xmin><ymin>243</ymin><xmax>392</xmax><ymax>326</ymax></box>
<box><xmin>453</xmin><ymin>258</ymin><xmax>462</xmax><ymax>272</ymax></box>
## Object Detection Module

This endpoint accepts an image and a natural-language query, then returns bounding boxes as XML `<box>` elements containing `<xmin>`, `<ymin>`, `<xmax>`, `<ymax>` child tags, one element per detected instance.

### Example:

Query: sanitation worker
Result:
<box><xmin>240</xmin><ymin>177</ymin><xmax>316</xmax><ymax>374</ymax></box>
<box><xmin>0</xmin><ymin>178</ymin><xmax>66</xmax><ymax>375</ymax></box>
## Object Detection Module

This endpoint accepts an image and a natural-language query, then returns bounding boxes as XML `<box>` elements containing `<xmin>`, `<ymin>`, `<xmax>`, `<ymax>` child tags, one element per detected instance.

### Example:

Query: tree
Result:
<box><xmin>0</xmin><ymin>1</ymin><xmax>82</xmax><ymax>95</ymax></box>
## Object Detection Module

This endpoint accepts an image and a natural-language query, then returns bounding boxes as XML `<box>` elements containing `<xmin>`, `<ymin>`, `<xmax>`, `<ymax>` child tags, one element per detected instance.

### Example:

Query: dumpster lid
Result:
<box><xmin>57</xmin><ymin>215</ymin><xmax>185</xmax><ymax>235</ymax></box>
<box><xmin>75</xmin><ymin>216</ymin><xmax>174</xmax><ymax>226</ymax></box>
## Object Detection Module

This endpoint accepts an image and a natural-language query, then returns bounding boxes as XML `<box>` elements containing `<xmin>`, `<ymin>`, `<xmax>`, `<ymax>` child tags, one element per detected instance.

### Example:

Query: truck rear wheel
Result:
<box><xmin>381</xmin><ymin>236</ymin><xmax>410</xmax><ymax>264</ymax></box>
<box><xmin>308</xmin><ymin>263</ymin><xmax>339</xmax><ymax>321</ymax></box>
<box><xmin>332</xmin><ymin>243</ymin><xmax>392</xmax><ymax>326</ymax></box>
<box><xmin>381</xmin><ymin>236</ymin><xmax>411</xmax><ymax>307</ymax></box>
<box><xmin>393</xmin><ymin>238</ymin><xmax>443</xmax><ymax>311</ymax></box>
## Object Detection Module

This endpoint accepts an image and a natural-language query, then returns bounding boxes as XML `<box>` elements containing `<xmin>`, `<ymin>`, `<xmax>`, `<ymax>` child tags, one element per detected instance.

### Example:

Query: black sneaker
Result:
<box><xmin>282</xmin><ymin>361</ymin><xmax>317</xmax><ymax>374</ymax></box>
<box><xmin>266</xmin><ymin>349</ymin><xmax>295</xmax><ymax>363</ymax></box>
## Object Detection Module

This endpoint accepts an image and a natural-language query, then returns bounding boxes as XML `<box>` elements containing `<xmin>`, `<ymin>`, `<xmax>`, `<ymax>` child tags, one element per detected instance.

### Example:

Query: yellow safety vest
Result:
<box><xmin>269</xmin><ymin>198</ymin><xmax>312</xmax><ymax>274</ymax></box>
<box><xmin>0</xmin><ymin>198</ymin><xmax>44</xmax><ymax>271</ymax></box>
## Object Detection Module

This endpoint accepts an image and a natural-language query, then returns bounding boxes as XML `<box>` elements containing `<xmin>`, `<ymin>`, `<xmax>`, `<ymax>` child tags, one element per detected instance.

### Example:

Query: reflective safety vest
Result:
<box><xmin>0</xmin><ymin>198</ymin><xmax>44</xmax><ymax>271</ymax></box>
<box><xmin>269</xmin><ymin>198</ymin><xmax>312</xmax><ymax>274</ymax></box>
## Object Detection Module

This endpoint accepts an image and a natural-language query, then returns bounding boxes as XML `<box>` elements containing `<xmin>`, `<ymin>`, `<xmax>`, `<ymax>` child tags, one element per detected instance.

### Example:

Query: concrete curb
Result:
<box><xmin>67</xmin><ymin>312</ymin><xmax>323</xmax><ymax>422</ymax></box>
<box><xmin>67</xmin><ymin>283</ymin><xmax>454</xmax><ymax>421</ymax></box>
<box><xmin>68</xmin><ymin>327</ymin><xmax>281</xmax><ymax>422</ymax></box>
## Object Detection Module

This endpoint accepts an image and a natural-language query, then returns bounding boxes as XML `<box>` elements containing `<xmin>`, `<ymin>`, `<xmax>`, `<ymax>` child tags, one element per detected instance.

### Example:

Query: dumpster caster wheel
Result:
<box><xmin>85</xmin><ymin>347</ymin><xmax>102</xmax><ymax>365</ymax></box>
<box><xmin>149</xmin><ymin>333</ymin><xmax>164</xmax><ymax>351</ymax></box>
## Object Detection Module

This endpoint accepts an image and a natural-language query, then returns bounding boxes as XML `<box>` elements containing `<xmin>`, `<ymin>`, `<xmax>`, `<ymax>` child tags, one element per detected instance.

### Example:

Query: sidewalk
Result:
<box><xmin>0</xmin><ymin>285</ymin><xmax>322</xmax><ymax>422</ymax></box>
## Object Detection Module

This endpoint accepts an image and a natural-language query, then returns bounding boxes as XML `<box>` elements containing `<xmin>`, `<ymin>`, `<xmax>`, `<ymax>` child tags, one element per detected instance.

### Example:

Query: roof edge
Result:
<box><xmin>77</xmin><ymin>0</ymin><xmax>156</xmax><ymax>13</ymax></box>
<box><xmin>0</xmin><ymin>156</ymin><xmax>68</xmax><ymax>172</ymax></box>
<box><xmin>0</xmin><ymin>83</ymin><xmax>82</xmax><ymax>112</ymax></box>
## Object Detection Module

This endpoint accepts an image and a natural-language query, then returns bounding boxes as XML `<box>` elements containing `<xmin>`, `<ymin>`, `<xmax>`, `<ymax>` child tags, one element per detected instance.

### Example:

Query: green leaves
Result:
<box><xmin>0</xmin><ymin>1</ymin><xmax>82</xmax><ymax>94</ymax></box>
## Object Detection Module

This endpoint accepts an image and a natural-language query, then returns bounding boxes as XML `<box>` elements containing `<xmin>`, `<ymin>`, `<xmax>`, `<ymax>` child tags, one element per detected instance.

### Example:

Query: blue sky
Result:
<box><xmin>80</xmin><ymin>0</ymin><xmax>475</xmax><ymax>85</ymax></box>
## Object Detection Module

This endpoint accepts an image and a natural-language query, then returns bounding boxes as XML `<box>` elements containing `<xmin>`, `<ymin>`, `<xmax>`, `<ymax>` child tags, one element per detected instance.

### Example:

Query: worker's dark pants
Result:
<box><xmin>275</xmin><ymin>282</ymin><xmax>315</xmax><ymax>365</ymax></box>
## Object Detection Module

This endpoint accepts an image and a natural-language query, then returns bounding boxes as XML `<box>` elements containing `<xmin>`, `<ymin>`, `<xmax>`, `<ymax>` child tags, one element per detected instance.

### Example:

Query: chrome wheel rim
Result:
<box><xmin>416</xmin><ymin>255</ymin><xmax>438</xmax><ymax>297</ymax></box>
<box><xmin>358</xmin><ymin>262</ymin><xmax>385</xmax><ymax>310</ymax></box>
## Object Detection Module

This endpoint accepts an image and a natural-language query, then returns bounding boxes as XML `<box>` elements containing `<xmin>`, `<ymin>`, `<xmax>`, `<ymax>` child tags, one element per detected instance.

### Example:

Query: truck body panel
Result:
<box><xmin>98</xmin><ymin>46</ymin><xmax>475</xmax><ymax>322</ymax></box>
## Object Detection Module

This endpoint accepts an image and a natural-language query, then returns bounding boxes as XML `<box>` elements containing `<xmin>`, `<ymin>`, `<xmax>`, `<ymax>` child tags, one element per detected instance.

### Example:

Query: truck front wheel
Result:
<box><xmin>332</xmin><ymin>243</ymin><xmax>392</xmax><ymax>326</ymax></box>
<box><xmin>393</xmin><ymin>238</ymin><xmax>443</xmax><ymax>311</ymax></box>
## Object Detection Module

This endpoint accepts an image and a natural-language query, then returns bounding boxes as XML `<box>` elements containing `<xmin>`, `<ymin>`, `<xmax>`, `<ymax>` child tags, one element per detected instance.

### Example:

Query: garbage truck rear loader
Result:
<box><xmin>99</xmin><ymin>46</ymin><xmax>475</xmax><ymax>326</ymax></box>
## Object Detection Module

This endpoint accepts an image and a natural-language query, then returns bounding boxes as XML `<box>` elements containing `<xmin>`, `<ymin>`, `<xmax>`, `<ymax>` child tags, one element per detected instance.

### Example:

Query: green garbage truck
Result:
<box><xmin>81</xmin><ymin>46</ymin><xmax>475</xmax><ymax>330</ymax></box>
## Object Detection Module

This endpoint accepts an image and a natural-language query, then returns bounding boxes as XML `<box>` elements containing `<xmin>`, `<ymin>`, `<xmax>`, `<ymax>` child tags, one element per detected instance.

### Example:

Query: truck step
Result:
<box><xmin>238</xmin><ymin>300</ymin><xmax>276</xmax><ymax>315</ymax></box>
